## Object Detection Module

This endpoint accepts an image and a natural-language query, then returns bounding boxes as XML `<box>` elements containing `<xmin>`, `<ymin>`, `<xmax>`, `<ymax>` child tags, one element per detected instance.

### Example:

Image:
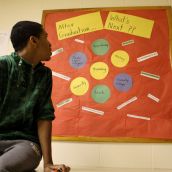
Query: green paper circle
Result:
<box><xmin>91</xmin><ymin>85</ymin><xmax>111</xmax><ymax>103</ymax></box>
<box><xmin>91</xmin><ymin>39</ymin><xmax>109</xmax><ymax>56</ymax></box>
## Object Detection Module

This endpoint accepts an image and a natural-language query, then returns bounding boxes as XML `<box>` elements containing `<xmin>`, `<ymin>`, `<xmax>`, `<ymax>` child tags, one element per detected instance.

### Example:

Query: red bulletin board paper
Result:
<box><xmin>42</xmin><ymin>7</ymin><xmax>172</xmax><ymax>141</ymax></box>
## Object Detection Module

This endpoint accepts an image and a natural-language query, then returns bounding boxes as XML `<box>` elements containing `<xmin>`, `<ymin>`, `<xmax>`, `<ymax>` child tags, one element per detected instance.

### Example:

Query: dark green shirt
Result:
<box><xmin>0</xmin><ymin>52</ymin><xmax>55</xmax><ymax>144</ymax></box>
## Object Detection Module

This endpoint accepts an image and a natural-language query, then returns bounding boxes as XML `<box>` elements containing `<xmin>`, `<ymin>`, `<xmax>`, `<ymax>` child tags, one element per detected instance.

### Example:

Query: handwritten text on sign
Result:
<box><xmin>104</xmin><ymin>12</ymin><xmax>154</xmax><ymax>39</ymax></box>
<box><xmin>56</xmin><ymin>12</ymin><xmax>103</xmax><ymax>40</ymax></box>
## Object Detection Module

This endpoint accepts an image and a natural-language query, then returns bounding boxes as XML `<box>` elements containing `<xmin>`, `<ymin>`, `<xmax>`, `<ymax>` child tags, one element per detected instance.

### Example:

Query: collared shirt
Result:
<box><xmin>0</xmin><ymin>52</ymin><xmax>55</xmax><ymax>144</ymax></box>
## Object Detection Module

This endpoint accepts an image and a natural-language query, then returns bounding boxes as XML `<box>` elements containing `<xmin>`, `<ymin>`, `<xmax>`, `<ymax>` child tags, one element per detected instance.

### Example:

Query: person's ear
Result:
<box><xmin>29</xmin><ymin>36</ymin><xmax>39</xmax><ymax>48</ymax></box>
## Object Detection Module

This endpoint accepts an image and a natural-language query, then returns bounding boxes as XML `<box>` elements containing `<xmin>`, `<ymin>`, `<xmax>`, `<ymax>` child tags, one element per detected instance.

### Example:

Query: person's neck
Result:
<box><xmin>17</xmin><ymin>51</ymin><xmax>39</xmax><ymax>67</ymax></box>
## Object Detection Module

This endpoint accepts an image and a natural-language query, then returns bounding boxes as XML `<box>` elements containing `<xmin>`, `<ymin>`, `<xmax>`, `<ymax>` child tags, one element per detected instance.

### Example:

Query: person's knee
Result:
<box><xmin>15</xmin><ymin>141</ymin><xmax>41</xmax><ymax>170</ymax></box>
<box><xmin>0</xmin><ymin>141</ymin><xmax>41</xmax><ymax>172</ymax></box>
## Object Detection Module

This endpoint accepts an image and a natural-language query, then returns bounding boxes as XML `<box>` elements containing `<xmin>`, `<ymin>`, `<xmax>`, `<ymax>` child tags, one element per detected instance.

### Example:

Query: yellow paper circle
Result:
<box><xmin>70</xmin><ymin>77</ymin><xmax>89</xmax><ymax>96</ymax></box>
<box><xmin>90</xmin><ymin>62</ymin><xmax>109</xmax><ymax>80</ymax></box>
<box><xmin>111</xmin><ymin>50</ymin><xmax>129</xmax><ymax>68</ymax></box>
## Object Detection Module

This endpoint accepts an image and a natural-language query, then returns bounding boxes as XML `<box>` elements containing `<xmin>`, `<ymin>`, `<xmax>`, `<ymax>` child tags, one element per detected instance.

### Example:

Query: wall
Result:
<box><xmin>0</xmin><ymin>0</ymin><xmax>172</xmax><ymax>170</ymax></box>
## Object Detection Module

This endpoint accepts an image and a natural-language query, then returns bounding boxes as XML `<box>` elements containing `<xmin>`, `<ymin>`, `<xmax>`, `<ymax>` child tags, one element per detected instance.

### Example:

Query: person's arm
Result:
<box><xmin>37</xmin><ymin>69</ymin><xmax>70</xmax><ymax>172</ymax></box>
<box><xmin>37</xmin><ymin>120</ymin><xmax>53</xmax><ymax>167</ymax></box>
<box><xmin>37</xmin><ymin>120</ymin><xmax>70</xmax><ymax>172</ymax></box>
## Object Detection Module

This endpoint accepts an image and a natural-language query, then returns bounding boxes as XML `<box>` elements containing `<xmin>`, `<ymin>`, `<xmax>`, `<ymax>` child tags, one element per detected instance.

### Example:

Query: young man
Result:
<box><xmin>0</xmin><ymin>21</ymin><xmax>70</xmax><ymax>172</ymax></box>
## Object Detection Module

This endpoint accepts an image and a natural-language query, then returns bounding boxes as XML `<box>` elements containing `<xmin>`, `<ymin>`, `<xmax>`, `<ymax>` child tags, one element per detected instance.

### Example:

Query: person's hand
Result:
<box><xmin>44</xmin><ymin>164</ymin><xmax>70</xmax><ymax>172</ymax></box>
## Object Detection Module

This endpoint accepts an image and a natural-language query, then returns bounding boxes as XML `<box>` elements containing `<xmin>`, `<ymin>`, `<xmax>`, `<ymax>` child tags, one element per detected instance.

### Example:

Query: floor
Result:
<box><xmin>36</xmin><ymin>167</ymin><xmax>172</xmax><ymax>172</ymax></box>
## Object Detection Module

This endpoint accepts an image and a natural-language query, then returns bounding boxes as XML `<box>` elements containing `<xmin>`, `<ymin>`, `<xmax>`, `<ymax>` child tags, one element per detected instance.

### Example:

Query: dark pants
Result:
<box><xmin>0</xmin><ymin>140</ymin><xmax>42</xmax><ymax>172</ymax></box>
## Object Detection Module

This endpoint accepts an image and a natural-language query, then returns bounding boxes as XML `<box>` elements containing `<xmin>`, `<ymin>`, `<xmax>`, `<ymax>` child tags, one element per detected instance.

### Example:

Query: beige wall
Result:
<box><xmin>0</xmin><ymin>0</ymin><xmax>172</xmax><ymax>169</ymax></box>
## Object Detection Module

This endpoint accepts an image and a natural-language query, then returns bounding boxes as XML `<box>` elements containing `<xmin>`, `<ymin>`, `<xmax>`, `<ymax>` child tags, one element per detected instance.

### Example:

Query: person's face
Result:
<box><xmin>37</xmin><ymin>30</ymin><xmax>52</xmax><ymax>61</ymax></box>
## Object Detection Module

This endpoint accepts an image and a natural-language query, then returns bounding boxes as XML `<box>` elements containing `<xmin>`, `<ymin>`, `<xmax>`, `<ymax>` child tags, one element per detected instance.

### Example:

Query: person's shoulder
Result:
<box><xmin>0</xmin><ymin>53</ymin><xmax>14</xmax><ymax>62</ymax></box>
<box><xmin>0</xmin><ymin>54</ymin><xmax>9</xmax><ymax>61</ymax></box>
<box><xmin>0</xmin><ymin>54</ymin><xmax>13</xmax><ymax>68</ymax></box>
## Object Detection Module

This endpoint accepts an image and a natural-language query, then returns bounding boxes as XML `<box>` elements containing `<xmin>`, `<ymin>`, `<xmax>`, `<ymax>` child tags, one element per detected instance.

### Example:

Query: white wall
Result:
<box><xmin>0</xmin><ymin>0</ymin><xmax>172</xmax><ymax>170</ymax></box>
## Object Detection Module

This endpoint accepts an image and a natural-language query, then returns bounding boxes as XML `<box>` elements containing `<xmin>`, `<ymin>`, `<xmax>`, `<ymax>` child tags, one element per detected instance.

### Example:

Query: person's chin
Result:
<box><xmin>47</xmin><ymin>52</ymin><xmax>52</xmax><ymax>60</ymax></box>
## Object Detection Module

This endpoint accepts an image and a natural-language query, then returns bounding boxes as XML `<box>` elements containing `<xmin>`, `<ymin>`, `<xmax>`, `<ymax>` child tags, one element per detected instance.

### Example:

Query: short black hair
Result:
<box><xmin>10</xmin><ymin>21</ymin><xmax>43</xmax><ymax>52</ymax></box>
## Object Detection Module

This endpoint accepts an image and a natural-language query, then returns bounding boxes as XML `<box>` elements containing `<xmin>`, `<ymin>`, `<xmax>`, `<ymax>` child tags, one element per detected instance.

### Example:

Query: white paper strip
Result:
<box><xmin>57</xmin><ymin>98</ymin><xmax>73</xmax><ymax>108</ymax></box>
<box><xmin>52</xmin><ymin>71</ymin><xmax>71</xmax><ymax>81</ymax></box>
<box><xmin>82</xmin><ymin>106</ymin><xmax>104</xmax><ymax>115</ymax></box>
<box><xmin>140</xmin><ymin>71</ymin><xmax>160</xmax><ymax>80</ymax></box>
<box><xmin>122</xmin><ymin>39</ymin><xmax>134</xmax><ymax>46</ymax></box>
<box><xmin>51</xmin><ymin>48</ymin><xmax>64</xmax><ymax>56</ymax></box>
<box><xmin>147</xmin><ymin>93</ymin><xmax>160</xmax><ymax>103</ymax></box>
<box><xmin>127</xmin><ymin>114</ymin><xmax>150</xmax><ymax>120</ymax></box>
<box><xmin>137</xmin><ymin>52</ymin><xmax>158</xmax><ymax>62</ymax></box>
<box><xmin>117</xmin><ymin>96</ymin><xmax>137</xmax><ymax>110</ymax></box>
<box><xmin>74</xmin><ymin>39</ymin><xmax>84</xmax><ymax>44</ymax></box>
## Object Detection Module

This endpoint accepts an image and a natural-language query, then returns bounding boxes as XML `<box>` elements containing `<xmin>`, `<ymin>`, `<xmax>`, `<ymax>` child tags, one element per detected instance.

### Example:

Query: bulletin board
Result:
<box><xmin>42</xmin><ymin>7</ymin><xmax>172</xmax><ymax>142</ymax></box>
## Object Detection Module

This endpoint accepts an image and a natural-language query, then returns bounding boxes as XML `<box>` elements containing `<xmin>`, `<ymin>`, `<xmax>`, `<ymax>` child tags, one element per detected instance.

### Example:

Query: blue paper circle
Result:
<box><xmin>114</xmin><ymin>73</ymin><xmax>132</xmax><ymax>92</ymax></box>
<box><xmin>69</xmin><ymin>52</ymin><xmax>87</xmax><ymax>69</ymax></box>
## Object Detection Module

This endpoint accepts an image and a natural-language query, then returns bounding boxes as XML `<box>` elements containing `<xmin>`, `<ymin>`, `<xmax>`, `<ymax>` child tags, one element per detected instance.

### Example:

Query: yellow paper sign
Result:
<box><xmin>56</xmin><ymin>12</ymin><xmax>103</xmax><ymax>40</ymax></box>
<box><xmin>70</xmin><ymin>77</ymin><xmax>89</xmax><ymax>96</ymax></box>
<box><xmin>105</xmin><ymin>12</ymin><xmax>154</xmax><ymax>39</ymax></box>
<box><xmin>111</xmin><ymin>50</ymin><xmax>129</xmax><ymax>68</ymax></box>
<box><xmin>90</xmin><ymin>62</ymin><xmax>109</xmax><ymax>80</ymax></box>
